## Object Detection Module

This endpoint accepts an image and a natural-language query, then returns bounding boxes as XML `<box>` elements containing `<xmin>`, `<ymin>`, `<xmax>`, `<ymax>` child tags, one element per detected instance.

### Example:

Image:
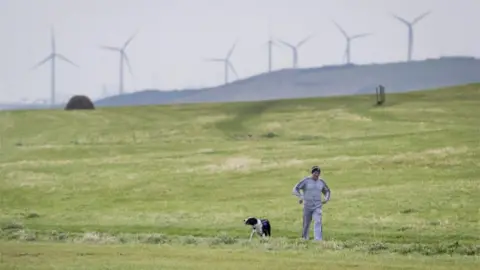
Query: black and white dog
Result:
<box><xmin>243</xmin><ymin>217</ymin><xmax>271</xmax><ymax>241</ymax></box>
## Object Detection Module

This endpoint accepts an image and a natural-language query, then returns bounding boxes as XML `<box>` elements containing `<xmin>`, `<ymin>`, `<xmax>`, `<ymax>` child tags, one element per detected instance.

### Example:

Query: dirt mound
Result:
<box><xmin>65</xmin><ymin>95</ymin><xmax>95</xmax><ymax>110</ymax></box>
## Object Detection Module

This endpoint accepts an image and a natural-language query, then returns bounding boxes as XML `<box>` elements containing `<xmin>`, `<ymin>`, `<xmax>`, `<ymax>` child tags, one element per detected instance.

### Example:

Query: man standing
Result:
<box><xmin>292</xmin><ymin>166</ymin><xmax>331</xmax><ymax>241</ymax></box>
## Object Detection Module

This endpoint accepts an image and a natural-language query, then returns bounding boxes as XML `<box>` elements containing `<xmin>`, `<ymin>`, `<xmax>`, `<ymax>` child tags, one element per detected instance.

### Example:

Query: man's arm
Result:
<box><xmin>292</xmin><ymin>178</ymin><xmax>306</xmax><ymax>201</ymax></box>
<box><xmin>321</xmin><ymin>180</ymin><xmax>331</xmax><ymax>203</ymax></box>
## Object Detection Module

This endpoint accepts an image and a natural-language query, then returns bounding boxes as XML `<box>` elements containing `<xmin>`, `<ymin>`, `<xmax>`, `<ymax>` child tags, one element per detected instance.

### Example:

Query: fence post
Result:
<box><xmin>376</xmin><ymin>84</ymin><xmax>386</xmax><ymax>105</ymax></box>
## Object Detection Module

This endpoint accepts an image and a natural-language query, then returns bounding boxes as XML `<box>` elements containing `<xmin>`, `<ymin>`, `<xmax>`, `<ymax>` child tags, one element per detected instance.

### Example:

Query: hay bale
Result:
<box><xmin>65</xmin><ymin>95</ymin><xmax>95</xmax><ymax>110</ymax></box>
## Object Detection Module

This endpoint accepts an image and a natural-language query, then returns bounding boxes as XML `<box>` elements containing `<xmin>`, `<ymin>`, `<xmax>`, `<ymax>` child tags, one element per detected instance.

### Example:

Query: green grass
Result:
<box><xmin>0</xmin><ymin>84</ymin><xmax>479</xmax><ymax>269</ymax></box>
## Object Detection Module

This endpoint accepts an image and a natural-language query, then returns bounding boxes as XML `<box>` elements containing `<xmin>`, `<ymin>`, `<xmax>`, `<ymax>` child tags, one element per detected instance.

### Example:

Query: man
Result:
<box><xmin>292</xmin><ymin>165</ymin><xmax>331</xmax><ymax>241</ymax></box>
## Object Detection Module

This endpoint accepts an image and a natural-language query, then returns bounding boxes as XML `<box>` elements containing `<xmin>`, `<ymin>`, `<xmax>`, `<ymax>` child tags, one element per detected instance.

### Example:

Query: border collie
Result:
<box><xmin>243</xmin><ymin>217</ymin><xmax>271</xmax><ymax>241</ymax></box>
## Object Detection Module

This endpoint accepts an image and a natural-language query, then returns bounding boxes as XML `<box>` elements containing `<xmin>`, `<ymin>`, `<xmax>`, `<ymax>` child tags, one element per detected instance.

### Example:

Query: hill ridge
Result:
<box><xmin>94</xmin><ymin>57</ymin><xmax>480</xmax><ymax>108</ymax></box>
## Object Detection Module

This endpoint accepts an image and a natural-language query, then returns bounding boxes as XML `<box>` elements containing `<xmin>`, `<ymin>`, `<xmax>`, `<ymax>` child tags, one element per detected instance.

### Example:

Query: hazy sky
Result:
<box><xmin>1</xmin><ymin>0</ymin><xmax>478</xmax><ymax>103</ymax></box>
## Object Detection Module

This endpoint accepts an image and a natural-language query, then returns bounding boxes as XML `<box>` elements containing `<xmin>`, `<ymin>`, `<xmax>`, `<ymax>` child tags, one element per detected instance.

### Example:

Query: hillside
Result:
<box><xmin>0</xmin><ymin>84</ymin><xmax>479</xmax><ymax>269</ymax></box>
<box><xmin>95</xmin><ymin>57</ymin><xmax>480</xmax><ymax>107</ymax></box>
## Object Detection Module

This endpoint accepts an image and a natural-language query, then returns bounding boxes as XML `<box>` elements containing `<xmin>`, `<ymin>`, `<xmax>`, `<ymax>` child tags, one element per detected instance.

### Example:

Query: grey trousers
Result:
<box><xmin>302</xmin><ymin>206</ymin><xmax>323</xmax><ymax>240</ymax></box>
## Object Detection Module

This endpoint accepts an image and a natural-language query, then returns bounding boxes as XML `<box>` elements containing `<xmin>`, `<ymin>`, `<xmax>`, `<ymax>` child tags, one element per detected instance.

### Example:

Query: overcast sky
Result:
<box><xmin>1</xmin><ymin>0</ymin><xmax>478</xmax><ymax>103</ymax></box>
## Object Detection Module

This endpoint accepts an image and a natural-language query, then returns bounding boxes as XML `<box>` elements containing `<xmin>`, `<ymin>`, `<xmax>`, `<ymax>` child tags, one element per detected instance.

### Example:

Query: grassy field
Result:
<box><xmin>0</xmin><ymin>84</ymin><xmax>479</xmax><ymax>269</ymax></box>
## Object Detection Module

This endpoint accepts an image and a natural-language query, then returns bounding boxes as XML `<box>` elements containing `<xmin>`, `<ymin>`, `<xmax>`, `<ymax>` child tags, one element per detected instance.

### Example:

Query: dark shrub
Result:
<box><xmin>65</xmin><ymin>95</ymin><xmax>95</xmax><ymax>110</ymax></box>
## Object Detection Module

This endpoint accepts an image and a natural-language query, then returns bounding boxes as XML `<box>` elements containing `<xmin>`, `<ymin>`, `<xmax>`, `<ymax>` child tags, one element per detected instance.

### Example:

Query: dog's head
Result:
<box><xmin>243</xmin><ymin>217</ymin><xmax>258</xmax><ymax>226</ymax></box>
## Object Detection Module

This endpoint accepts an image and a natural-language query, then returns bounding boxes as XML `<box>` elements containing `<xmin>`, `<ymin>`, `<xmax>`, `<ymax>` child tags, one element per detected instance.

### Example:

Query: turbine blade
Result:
<box><xmin>30</xmin><ymin>55</ymin><xmax>53</xmax><ymax>70</ymax></box>
<box><xmin>264</xmin><ymin>37</ymin><xmax>279</xmax><ymax>47</ymax></box>
<box><xmin>56</xmin><ymin>54</ymin><xmax>79</xmax><ymax>67</ymax></box>
<box><xmin>351</xmin><ymin>33</ymin><xmax>371</xmax><ymax>40</ymax></box>
<box><xmin>277</xmin><ymin>39</ymin><xmax>294</xmax><ymax>49</ymax></box>
<box><xmin>412</xmin><ymin>11</ymin><xmax>431</xmax><ymax>25</ymax></box>
<box><xmin>267</xmin><ymin>18</ymin><xmax>272</xmax><ymax>38</ymax></box>
<box><xmin>297</xmin><ymin>35</ymin><xmax>313</xmax><ymax>48</ymax></box>
<box><xmin>204</xmin><ymin>57</ymin><xmax>224</xmax><ymax>62</ymax></box>
<box><xmin>123</xmin><ymin>53</ymin><xmax>133</xmax><ymax>76</ymax></box>
<box><xmin>51</xmin><ymin>26</ymin><xmax>56</xmax><ymax>53</ymax></box>
<box><xmin>391</xmin><ymin>14</ymin><xmax>410</xmax><ymax>25</ymax></box>
<box><xmin>332</xmin><ymin>20</ymin><xmax>348</xmax><ymax>38</ymax></box>
<box><xmin>271</xmin><ymin>39</ymin><xmax>282</xmax><ymax>47</ymax></box>
<box><xmin>227</xmin><ymin>61</ymin><xmax>238</xmax><ymax>78</ymax></box>
<box><xmin>226</xmin><ymin>41</ymin><xmax>237</xmax><ymax>59</ymax></box>
<box><xmin>100</xmin><ymin>45</ymin><xmax>121</xmax><ymax>51</ymax></box>
<box><xmin>123</xmin><ymin>30</ymin><xmax>139</xmax><ymax>49</ymax></box>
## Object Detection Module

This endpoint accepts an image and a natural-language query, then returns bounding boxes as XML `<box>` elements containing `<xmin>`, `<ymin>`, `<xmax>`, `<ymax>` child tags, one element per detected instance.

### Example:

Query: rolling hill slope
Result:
<box><xmin>0</xmin><ymin>84</ymin><xmax>479</xmax><ymax>269</ymax></box>
<box><xmin>95</xmin><ymin>57</ymin><xmax>480</xmax><ymax>107</ymax></box>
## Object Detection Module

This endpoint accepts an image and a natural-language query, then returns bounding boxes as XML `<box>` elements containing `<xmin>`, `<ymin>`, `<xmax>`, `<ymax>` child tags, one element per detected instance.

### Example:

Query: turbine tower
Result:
<box><xmin>333</xmin><ymin>21</ymin><xmax>370</xmax><ymax>64</ymax></box>
<box><xmin>392</xmin><ymin>11</ymin><xmax>431</xmax><ymax>61</ymax></box>
<box><xmin>100</xmin><ymin>32</ymin><xmax>137</xmax><ymax>95</ymax></box>
<box><xmin>267</xmin><ymin>36</ymin><xmax>274</xmax><ymax>72</ymax></box>
<box><xmin>277</xmin><ymin>36</ymin><xmax>312</xmax><ymax>68</ymax></box>
<box><xmin>205</xmin><ymin>41</ymin><xmax>238</xmax><ymax>85</ymax></box>
<box><xmin>31</xmin><ymin>27</ymin><xmax>78</xmax><ymax>107</ymax></box>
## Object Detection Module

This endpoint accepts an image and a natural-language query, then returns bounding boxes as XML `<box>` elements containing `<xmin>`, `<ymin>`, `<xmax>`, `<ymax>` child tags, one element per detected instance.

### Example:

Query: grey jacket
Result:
<box><xmin>292</xmin><ymin>177</ymin><xmax>331</xmax><ymax>209</ymax></box>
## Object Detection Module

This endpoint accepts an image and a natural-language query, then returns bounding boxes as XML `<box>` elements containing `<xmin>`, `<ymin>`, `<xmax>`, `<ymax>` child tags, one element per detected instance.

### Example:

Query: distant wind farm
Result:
<box><xmin>25</xmin><ymin>9</ymin><xmax>443</xmax><ymax>108</ymax></box>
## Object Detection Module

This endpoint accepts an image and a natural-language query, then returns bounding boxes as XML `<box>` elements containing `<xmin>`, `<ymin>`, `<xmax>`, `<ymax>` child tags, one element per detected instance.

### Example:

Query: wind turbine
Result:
<box><xmin>205</xmin><ymin>41</ymin><xmax>238</xmax><ymax>85</ymax></box>
<box><xmin>333</xmin><ymin>21</ymin><xmax>371</xmax><ymax>64</ymax></box>
<box><xmin>100</xmin><ymin>32</ymin><xmax>137</xmax><ymax>95</ymax></box>
<box><xmin>31</xmin><ymin>27</ymin><xmax>78</xmax><ymax>107</ymax></box>
<box><xmin>264</xmin><ymin>22</ymin><xmax>280</xmax><ymax>73</ymax></box>
<box><xmin>277</xmin><ymin>36</ymin><xmax>312</xmax><ymax>68</ymax></box>
<box><xmin>264</xmin><ymin>35</ymin><xmax>284</xmax><ymax>73</ymax></box>
<box><xmin>391</xmin><ymin>11</ymin><xmax>431</xmax><ymax>61</ymax></box>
